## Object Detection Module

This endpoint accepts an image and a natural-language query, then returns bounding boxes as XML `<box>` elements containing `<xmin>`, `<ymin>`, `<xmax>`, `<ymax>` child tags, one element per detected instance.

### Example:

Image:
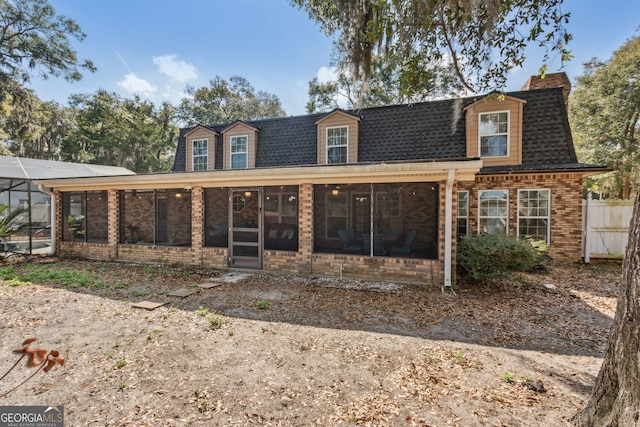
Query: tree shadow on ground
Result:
<box><xmin>3</xmin><ymin>257</ymin><xmax>620</xmax><ymax>359</ymax></box>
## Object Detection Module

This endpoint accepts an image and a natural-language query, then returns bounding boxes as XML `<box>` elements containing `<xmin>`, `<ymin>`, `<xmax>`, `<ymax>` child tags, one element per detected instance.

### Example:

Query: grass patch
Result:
<box><xmin>256</xmin><ymin>299</ymin><xmax>271</xmax><ymax>310</ymax></box>
<box><xmin>18</xmin><ymin>264</ymin><xmax>109</xmax><ymax>289</ymax></box>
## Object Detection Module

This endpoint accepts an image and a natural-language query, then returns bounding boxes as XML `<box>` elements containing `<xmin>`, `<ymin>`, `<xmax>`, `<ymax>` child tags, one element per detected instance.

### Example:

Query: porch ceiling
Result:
<box><xmin>34</xmin><ymin>160</ymin><xmax>483</xmax><ymax>191</ymax></box>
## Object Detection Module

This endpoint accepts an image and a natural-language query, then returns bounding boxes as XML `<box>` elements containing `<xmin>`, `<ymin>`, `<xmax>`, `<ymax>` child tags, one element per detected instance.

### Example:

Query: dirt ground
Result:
<box><xmin>0</xmin><ymin>257</ymin><xmax>621</xmax><ymax>426</ymax></box>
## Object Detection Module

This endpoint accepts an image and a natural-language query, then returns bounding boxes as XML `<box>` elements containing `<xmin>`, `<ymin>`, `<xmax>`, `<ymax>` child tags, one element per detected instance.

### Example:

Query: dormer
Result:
<box><xmin>315</xmin><ymin>109</ymin><xmax>361</xmax><ymax>165</ymax></box>
<box><xmin>184</xmin><ymin>125</ymin><xmax>219</xmax><ymax>171</ymax></box>
<box><xmin>464</xmin><ymin>93</ymin><xmax>526</xmax><ymax>167</ymax></box>
<box><xmin>221</xmin><ymin>121</ymin><xmax>259</xmax><ymax>169</ymax></box>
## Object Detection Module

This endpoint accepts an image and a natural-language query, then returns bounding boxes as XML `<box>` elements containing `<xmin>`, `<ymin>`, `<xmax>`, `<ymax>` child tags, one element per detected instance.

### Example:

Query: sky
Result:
<box><xmin>26</xmin><ymin>0</ymin><xmax>640</xmax><ymax>117</ymax></box>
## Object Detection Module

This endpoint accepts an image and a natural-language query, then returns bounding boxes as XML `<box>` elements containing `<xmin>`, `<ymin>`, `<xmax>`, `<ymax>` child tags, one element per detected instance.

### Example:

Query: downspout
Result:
<box><xmin>444</xmin><ymin>169</ymin><xmax>455</xmax><ymax>290</ymax></box>
<box><xmin>37</xmin><ymin>185</ymin><xmax>57</xmax><ymax>256</ymax></box>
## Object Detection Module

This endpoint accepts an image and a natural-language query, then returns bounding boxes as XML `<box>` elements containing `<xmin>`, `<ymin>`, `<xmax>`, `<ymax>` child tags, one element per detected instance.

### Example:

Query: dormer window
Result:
<box><xmin>479</xmin><ymin>112</ymin><xmax>509</xmax><ymax>157</ymax></box>
<box><xmin>192</xmin><ymin>139</ymin><xmax>208</xmax><ymax>171</ymax></box>
<box><xmin>327</xmin><ymin>126</ymin><xmax>348</xmax><ymax>164</ymax></box>
<box><xmin>230</xmin><ymin>135</ymin><xmax>248</xmax><ymax>169</ymax></box>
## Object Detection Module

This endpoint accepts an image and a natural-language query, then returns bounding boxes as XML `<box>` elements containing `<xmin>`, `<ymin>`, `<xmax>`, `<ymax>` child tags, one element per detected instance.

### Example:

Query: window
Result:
<box><xmin>479</xmin><ymin>112</ymin><xmax>508</xmax><ymax>157</ymax></box>
<box><xmin>192</xmin><ymin>139</ymin><xmax>208</xmax><ymax>171</ymax></box>
<box><xmin>230</xmin><ymin>136</ymin><xmax>248</xmax><ymax>169</ymax></box>
<box><xmin>457</xmin><ymin>191</ymin><xmax>469</xmax><ymax>237</ymax></box>
<box><xmin>265</xmin><ymin>192</ymin><xmax>297</xmax><ymax>224</ymax></box>
<box><xmin>232</xmin><ymin>194</ymin><xmax>245</xmax><ymax>213</ymax></box>
<box><xmin>376</xmin><ymin>192</ymin><xmax>400</xmax><ymax>218</ymax></box>
<box><xmin>479</xmin><ymin>190</ymin><xmax>508</xmax><ymax>234</ymax></box>
<box><xmin>326</xmin><ymin>192</ymin><xmax>348</xmax><ymax>238</ymax></box>
<box><xmin>518</xmin><ymin>189</ymin><xmax>550</xmax><ymax>243</ymax></box>
<box><xmin>327</xmin><ymin>126</ymin><xmax>348</xmax><ymax>164</ymax></box>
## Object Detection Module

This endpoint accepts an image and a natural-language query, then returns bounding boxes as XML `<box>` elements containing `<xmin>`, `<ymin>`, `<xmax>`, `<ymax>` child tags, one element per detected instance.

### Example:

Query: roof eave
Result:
<box><xmin>35</xmin><ymin>160</ymin><xmax>484</xmax><ymax>191</ymax></box>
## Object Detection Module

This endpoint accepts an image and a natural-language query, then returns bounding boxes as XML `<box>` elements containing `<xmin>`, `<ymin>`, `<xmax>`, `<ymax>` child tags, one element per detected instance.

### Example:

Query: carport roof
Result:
<box><xmin>0</xmin><ymin>156</ymin><xmax>135</xmax><ymax>180</ymax></box>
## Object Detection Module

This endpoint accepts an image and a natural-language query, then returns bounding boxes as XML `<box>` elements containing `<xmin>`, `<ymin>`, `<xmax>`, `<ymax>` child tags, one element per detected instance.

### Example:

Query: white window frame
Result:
<box><xmin>517</xmin><ymin>189</ymin><xmax>551</xmax><ymax>244</ymax></box>
<box><xmin>326</xmin><ymin>126</ymin><xmax>348</xmax><ymax>164</ymax></box>
<box><xmin>192</xmin><ymin>139</ymin><xmax>208</xmax><ymax>171</ymax></box>
<box><xmin>230</xmin><ymin>135</ymin><xmax>248</xmax><ymax>169</ymax></box>
<box><xmin>457</xmin><ymin>190</ymin><xmax>469</xmax><ymax>237</ymax></box>
<box><xmin>478</xmin><ymin>111</ymin><xmax>509</xmax><ymax>158</ymax></box>
<box><xmin>478</xmin><ymin>189</ymin><xmax>509</xmax><ymax>235</ymax></box>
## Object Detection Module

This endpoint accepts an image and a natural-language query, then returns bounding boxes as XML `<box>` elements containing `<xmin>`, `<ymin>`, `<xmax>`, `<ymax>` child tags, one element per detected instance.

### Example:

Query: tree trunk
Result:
<box><xmin>573</xmin><ymin>189</ymin><xmax>640</xmax><ymax>426</ymax></box>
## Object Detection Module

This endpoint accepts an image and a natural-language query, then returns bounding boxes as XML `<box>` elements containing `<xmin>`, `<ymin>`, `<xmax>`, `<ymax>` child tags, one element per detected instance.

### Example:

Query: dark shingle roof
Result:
<box><xmin>172</xmin><ymin>87</ymin><xmax>583</xmax><ymax>173</ymax></box>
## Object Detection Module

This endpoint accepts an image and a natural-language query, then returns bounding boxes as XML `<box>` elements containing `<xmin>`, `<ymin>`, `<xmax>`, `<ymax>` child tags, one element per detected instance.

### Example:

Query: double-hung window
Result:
<box><xmin>327</xmin><ymin>126</ymin><xmax>348</xmax><ymax>164</ymax></box>
<box><xmin>326</xmin><ymin>192</ymin><xmax>348</xmax><ymax>239</ymax></box>
<box><xmin>457</xmin><ymin>191</ymin><xmax>469</xmax><ymax>237</ymax></box>
<box><xmin>518</xmin><ymin>190</ymin><xmax>550</xmax><ymax>243</ymax></box>
<box><xmin>230</xmin><ymin>136</ymin><xmax>248</xmax><ymax>169</ymax></box>
<box><xmin>479</xmin><ymin>112</ymin><xmax>508</xmax><ymax>157</ymax></box>
<box><xmin>479</xmin><ymin>190</ymin><xmax>508</xmax><ymax>234</ymax></box>
<box><xmin>192</xmin><ymin>139</ymin><xmax>208</xmax><ymax>171</ymax></box>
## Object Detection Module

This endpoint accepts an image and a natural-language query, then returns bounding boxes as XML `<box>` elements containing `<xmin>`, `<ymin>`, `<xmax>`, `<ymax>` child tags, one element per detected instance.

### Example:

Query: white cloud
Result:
<box><xmin>153</xmin><ymin>54</ymin><xmax>198</xmax><ymax>83</ymax></box>
<box><xmin>117</xmin><ymin>73</ymin><xmax>157</xmax><ymax>96</ymax></box>
<box><xmin>316</xmin><ymin>66</ymin><xmax>337</xmax><ymax>83</ymax></box>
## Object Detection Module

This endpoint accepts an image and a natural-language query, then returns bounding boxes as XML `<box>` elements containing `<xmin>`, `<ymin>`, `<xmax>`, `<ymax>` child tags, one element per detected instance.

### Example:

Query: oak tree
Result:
<box><xmin>0</xmin><ymin>0</ymin><xmax>95</xmax><ymax>100</ymax></box>
<box><xmin>570</xmin><ymin>35</ymin><xmax>640</xmax><ymax>199</ymax></box>
<box><xmin>292</xmin><ymin>0</ymin><xmax>572</xmax><ymax>97</ymax></box>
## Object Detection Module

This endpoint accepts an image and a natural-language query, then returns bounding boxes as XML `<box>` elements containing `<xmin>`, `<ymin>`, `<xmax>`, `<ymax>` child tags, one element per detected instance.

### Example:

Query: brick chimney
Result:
<box><xmin>521</xmin><ymin>72</ymin><xmax>571</xmax><ymax>108</ymax></box>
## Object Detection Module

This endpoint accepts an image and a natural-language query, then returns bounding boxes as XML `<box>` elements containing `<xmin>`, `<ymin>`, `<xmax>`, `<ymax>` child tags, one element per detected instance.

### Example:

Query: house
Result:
<box><xmin>34</xmin><ymin>73</ymin><xmax>607</xmax><ymax>286</ymax></box>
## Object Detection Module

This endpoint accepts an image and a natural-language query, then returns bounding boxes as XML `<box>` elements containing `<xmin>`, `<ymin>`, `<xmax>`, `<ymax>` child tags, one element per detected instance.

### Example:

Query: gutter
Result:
<box><xmin>36</xmin><ymin>184</ymin><xmax>56</xmax><ymax>256</ymax></box>
<box><xmin>443</xmin><ymin>169</ymin><xmax>455</xmax><ymax>290</ymax></box>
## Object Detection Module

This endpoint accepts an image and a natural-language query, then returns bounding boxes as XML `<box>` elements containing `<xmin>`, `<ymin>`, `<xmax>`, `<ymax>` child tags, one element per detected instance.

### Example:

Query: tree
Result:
<box><xmin>176</xmin><ymin>76</ymin><xmax>286</xmax><ymax>126</ymax></box>
<box><xmin>570</xmin><ymin>35</ymin><xmax>640</xmax><ymax>199</ymax></box>
<box><xmin>62</xmin><ymin>91</ymin><xmax>177</xmax><ymax>173</ymax></box>
<box><xmin>292</xmin><ymin>0</ymin><xmax>572</xmax><ymax>97</ymax></box>
<box><xmin>572</xmin><ymin>187</ymin><xmax>640</xmax><ymax>426</ymax></box>
<box><xmin>2</xmin><ymin>84</ymin><xmax>72</xmax><ymax>160</ymax></box>
<box><xmin>0</xmin><ymin>0</ymin><xmax>95</xmax><ymax>100</ymax></box>
<box><xmin>306</xmin><ymin>43</ymin><xmax>464</xmax><ymax>113</ymax></box>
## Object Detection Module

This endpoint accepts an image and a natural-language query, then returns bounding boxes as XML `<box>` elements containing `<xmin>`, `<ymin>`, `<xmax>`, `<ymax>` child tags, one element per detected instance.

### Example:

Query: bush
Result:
<box><xmin>457</xmin><ymin>234</ymin><xmax>548</xmax><ymax>283</ymax></box>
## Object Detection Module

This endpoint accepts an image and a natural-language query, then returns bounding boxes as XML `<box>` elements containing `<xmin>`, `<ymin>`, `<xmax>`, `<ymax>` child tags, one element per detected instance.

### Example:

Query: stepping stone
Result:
<box><xmin>132</xmin><ymin>301</ymin><xmax>167</xmax><ymax>311</ymax></box>
<box><xmin>167</xmin><ymin>288</ymin><xmax>199</xmax><ymax>297</ymax></box>
<box><xmin>198</xmin><ymin>282</ymin><xmax>224</xmax><ymax>289</ymax></box>
<box><xmin>208</xmin><ymin>272</ymin><xmax>252</xmax><ymax>284</ymax></box>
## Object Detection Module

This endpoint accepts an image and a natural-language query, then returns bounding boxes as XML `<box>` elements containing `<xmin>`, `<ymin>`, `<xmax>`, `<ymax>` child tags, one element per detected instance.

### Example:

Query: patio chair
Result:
<box><xmin>338</xmin><ymin>229</ymin><xmax>362</xmax><ymax>254</ymax></box>
<box><xmin>388</xmin><ymin>229</ymin><xmax>417</xmax><ymax>257</ymax></box>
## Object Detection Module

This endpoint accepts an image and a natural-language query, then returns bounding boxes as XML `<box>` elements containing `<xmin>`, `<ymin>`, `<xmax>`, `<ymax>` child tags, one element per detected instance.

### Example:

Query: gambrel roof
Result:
<box><xmin>172</xmin><ymin>87</ymin><xmax>602</xmax><ymax>174</ymax></box>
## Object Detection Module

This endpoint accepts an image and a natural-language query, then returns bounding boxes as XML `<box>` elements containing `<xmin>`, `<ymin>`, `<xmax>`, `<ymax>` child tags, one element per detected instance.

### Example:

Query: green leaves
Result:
<box><xmin>0</xmin><ymin>0</ymin><xmax>95</xmax><ymax>92</ymax></box>
<box><xmin>294</xmin><ymin>0</ymin><xmax>572</xmax><ymax>96</ymax></box>
<box><xmin>176</xmin><ymin>76</ymin><xmax>286</xmax><ymax>126</ymax></box>
<box><xmin>570</xmin><ymin>35</ymin><xmax>640</xmax><ymax>199</ymax></box>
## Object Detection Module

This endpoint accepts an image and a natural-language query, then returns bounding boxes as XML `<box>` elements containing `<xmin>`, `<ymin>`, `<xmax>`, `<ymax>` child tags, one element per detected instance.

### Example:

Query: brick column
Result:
<box><xmin>298</xmin><ymin>183</ymin><xmax>314</xmax><ymax>273</ymax></box>
<box><xmin>54</xmin><ymin>191</ymin><xmax>62</xmax><ymax>255</ymax></box>
<box><xmin>191</xmin><ymin>187</ymin><xmax>204</xmax><ymax>266</ymax></box>
<box><xmin>107</xmin><ymin>189</ymin><xmax>119</xmax><ymax>260</ymax></box>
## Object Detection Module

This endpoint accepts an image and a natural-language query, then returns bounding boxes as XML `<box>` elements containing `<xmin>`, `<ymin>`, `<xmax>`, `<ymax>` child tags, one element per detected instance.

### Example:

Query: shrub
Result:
<box><xmin>458</xmin><ymin>234</ymin><xmax>548</xmax><ymax>283</ymax></box>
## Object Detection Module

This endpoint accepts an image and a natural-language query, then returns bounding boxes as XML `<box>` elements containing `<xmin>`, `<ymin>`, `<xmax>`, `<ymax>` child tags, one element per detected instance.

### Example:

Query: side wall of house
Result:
<box><xmin>458</xmin><ymin>172</ymin><xmax>584</xmax><ymax>262</ymax></box>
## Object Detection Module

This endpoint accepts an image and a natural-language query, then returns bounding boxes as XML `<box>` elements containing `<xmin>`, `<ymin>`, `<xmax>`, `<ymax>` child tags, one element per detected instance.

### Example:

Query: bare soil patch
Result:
<box><xmin>0</xmin><ymin>257</ymin><xmax>620</xmax><ymax>426</ymax></box>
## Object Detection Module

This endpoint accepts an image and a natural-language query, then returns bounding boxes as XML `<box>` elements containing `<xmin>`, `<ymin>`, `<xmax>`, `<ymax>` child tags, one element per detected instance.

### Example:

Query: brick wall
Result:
<box><xmin>458</xmin><ymin>172</ymin><xmax>584</xmax><ymax>262</ymax></box>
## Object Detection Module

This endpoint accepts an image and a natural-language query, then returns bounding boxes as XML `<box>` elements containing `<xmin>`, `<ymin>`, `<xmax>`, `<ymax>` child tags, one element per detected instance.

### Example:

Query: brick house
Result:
<box><xmin>35</xmin><ymin>73</ymin><xmax>606</xmax><ymax>286</ymax></box>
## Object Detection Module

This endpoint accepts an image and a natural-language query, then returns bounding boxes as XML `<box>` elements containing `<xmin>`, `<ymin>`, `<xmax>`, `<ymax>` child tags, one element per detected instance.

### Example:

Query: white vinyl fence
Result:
<box><xmin>582</xmin><ymin>197</ymin><xmax>634</xmax><ymax>262</ymax></box>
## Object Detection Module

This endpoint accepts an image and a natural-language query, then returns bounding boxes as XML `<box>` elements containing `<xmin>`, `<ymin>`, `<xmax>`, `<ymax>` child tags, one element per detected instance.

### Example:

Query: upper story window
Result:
<box><xmin>327</xmin><ymin>126</ymin><xmax>348</xmax><ymax>164</ymax></box>
<box><xmin>192</xmin><ymin>139</ymin><xmax>208</xmax><ymax>171</ymax></box>
<box><xmin>230</xmin><ymin>136</ymin><xmax>248</xmax><ymax>169</ymax></box>
<box><xmin>479</xmin><ymin>112</ymin><xmax>509</xmax><ymax>157</ymax></box>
